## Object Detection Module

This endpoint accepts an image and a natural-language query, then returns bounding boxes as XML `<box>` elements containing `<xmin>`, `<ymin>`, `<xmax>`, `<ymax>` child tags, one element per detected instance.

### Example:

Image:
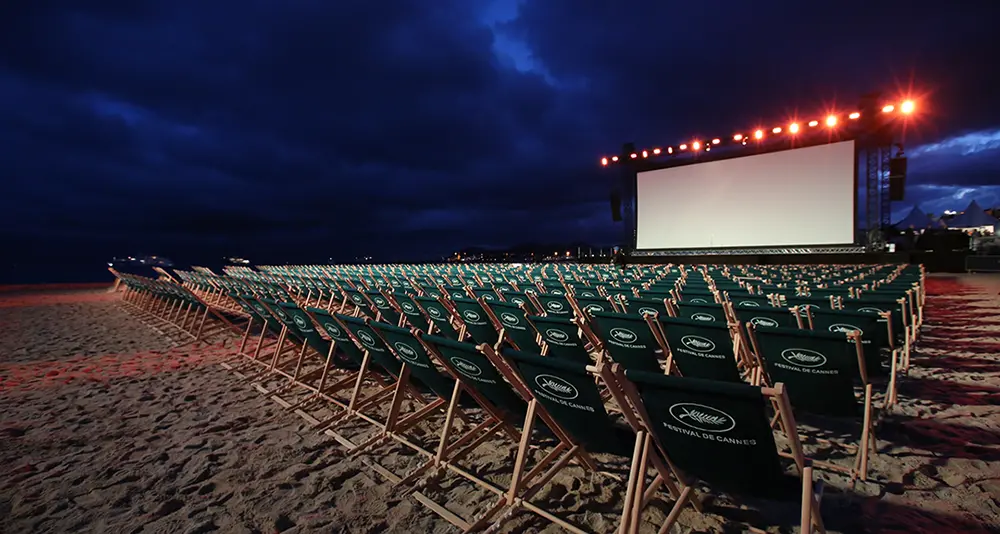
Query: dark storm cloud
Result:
<box><xmin>1</xmin><ymin>0</ymin><xmax>998</xmax><ymax>266</ymax></box>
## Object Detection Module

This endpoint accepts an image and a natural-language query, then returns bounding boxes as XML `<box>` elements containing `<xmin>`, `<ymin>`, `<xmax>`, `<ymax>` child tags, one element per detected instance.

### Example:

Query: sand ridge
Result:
<box><xmin>0</xmin><ymin>278</ymin><xmax>998</xmax><ymax>533</ymax></box>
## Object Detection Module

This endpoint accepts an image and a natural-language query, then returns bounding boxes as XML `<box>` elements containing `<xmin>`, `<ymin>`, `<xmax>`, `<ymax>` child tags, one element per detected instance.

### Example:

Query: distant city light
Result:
<box><xmin>826</xmin><ymin>115</ymin><xmax>837</xmax><ymax>127</ymax></box>
<box><xmin>754</xmin><ymin>130</ymin><xmax>764</xmax><ymax>140</ymax></box>
<box><xmin>788</xmin><ymin>123</ymin><xmax>800</xmax><ymax>134</ymax></box>
<box><xmin>733</xmin><ymin>133</ymin><xmax>743</xmax><ymax>141</ymax></box>
<box><xmin>849</xmin><ymin>112</ymin><xmax>861</xmax><ymax>119</ymax></box>
<box><xmin>808</xmin><ymin>120</ymin><xmax>819</xmax><ymax>127</ymax></box>
<box><xmin>882</xmin><ymin>104</ymin><xmax>895</xmax><ymax>113</ymax></box>
<box><xmin>901</xmin><ymin>100</ymin><xmax>915</xmax><ymax>114</ymax></box>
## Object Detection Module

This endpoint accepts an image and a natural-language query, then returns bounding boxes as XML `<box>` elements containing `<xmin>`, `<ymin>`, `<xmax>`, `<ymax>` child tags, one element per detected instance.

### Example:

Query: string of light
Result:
<box><xmin>600</xmin><ymin>100</ymin><xmax>915</xmax><ymax>166</ymax></box>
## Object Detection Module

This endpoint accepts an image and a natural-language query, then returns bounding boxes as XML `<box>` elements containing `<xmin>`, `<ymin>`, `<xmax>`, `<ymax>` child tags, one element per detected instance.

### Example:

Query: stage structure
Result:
<box><xmin>601</xmin><ymin>94</ymin><xmax>916</xmax><ymax>258</ymax></box>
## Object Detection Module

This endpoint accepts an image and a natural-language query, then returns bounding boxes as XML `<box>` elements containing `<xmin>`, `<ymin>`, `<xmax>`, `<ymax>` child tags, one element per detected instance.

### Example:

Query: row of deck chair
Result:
<box><xmin>151</xmin><ymin>263</ymin><xmax>923</xmax><ymax>532</ymax></box>
<box><xmin>217</xmin><ymin>291</ymin><xmax>828</xmax><ymax>533</ymax></box>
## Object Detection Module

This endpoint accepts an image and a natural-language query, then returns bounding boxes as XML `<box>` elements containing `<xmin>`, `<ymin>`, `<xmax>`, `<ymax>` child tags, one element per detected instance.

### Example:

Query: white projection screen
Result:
<box><xmin>635</xmin><ymin>140</ymin><xmax>856</xmax><ymax>250</ymax></box>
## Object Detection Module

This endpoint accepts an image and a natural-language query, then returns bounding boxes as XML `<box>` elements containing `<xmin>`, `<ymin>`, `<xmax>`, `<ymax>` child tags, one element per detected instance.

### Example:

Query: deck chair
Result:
<box><xmin>568</xmin><ymin>294</ymin><xmax>619</xmax><ymax>317</ymax></box>
<box><xmin>608</xmin><ymin>371</ymin><xmax>825</xmax><ymax>534</ymax></box>
<box><xmin>656</xmin><ymin>316</ymin><xmax>744</xmax><ymax>383</ymax></box>
<box><xmin>588</xmin><ymin>311</ymin><xmax>667</xmax><ymax>373</ymax></box>
<box><xmin>451</xmin><ymin>297</ymin><xmax>501</xmax><ymax>346</ymax></box>
<box><xmin>414</xmin><ymin>296</ymin><xmax>461</xmax><ymax>339</ymax></box>
<box><xmin>800</xmin><ymin>308</ymin><xmax>898</xmax><ymax>405</ymax></box>
<box><xmin>361</xmin><ymin>323</ymin><xmax>523</xmax><ymax>482</ymax></box>
<box><xmin>527</xmin><ymin>315</ymin><xmax>594</xmax><ymax>365</ymax></box>
<box><xmin>747</xmin><ymin>325</ymin><xmax>876</xmax><ymax>482</ymax></box>
<box><xmin>618</xmin><ymin>297</ymin><xmax>671</xmax><ymax>317</ymax></box>
<box><xmin>392</xmin><ymin>292</ymin><xmax>431</xmax><ymax>330</ymax></box>
<box><xmin>532</xmin><ymin>293</ymin><xmax>574</xmax><ymax>317</ymax></box>
<box><xmin>504</xmin><ymin>291</ymin><xmax>538</xmax><ymax>314</ymax></box>
<box><xmin>487</xmin><ymin>348</ymin><xmax>684</xmax><ymax>533</ymax></box>
<box><xmin>672</xmin><ymin>301</ymin><xmax>728</xmax><ymax>323</ymax></box>
<box><xmin>367</xmin><ymin>290</ymin><xmax>403</xmax><ymax>325</ymax></box>
<box><xmin>482</xmin><ymin>300</ymin><xmax>542</xmax><ymax>351</ymax></box>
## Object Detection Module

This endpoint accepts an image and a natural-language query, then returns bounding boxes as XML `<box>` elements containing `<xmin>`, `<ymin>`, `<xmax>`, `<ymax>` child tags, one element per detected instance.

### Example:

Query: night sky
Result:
<box><xmin>2</xmin><ymin>1</ymin><xmax>998</xmax><ymax>276</ymax></box>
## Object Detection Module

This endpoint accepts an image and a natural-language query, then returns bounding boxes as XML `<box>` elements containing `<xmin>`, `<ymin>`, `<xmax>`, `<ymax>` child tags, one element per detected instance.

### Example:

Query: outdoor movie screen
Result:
<box><xmin>635</xmin><ymin>140</ymin><xmax>856</xmax><ymax>250</ymax></box>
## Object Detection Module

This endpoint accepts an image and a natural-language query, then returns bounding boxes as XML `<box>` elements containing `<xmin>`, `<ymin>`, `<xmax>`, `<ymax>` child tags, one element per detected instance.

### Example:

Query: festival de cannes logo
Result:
<box><xmin>750</xmin><ymin>317</ymin><xmax>779</xmax><ymax>328</ymax></box>
<box><xmin>401</xmin><ymin>302</ymin><xmax>415</xmax><ymax>312</ymax></box>
<box><xmin>580</xmin><ymin>291</ymin><xmax>597</xmax><ymax>297</ymax></box>
<box><xmin>551</xmin><ymin>289</ymin><xmax>565</xmax><ymax>296</ymax></box>
<box><xmin>393</xmin><ymin>342</ymin><xmax>420</xmax><ymax>363</ymax></box>
<box><xmin>324</xmin><ymin>323</ymin><xmax>342</xmax><ymax>338</ymax></box>
<box><xmin>358</xmin><ymin>330</ymin><xmax>377</xmax><ymax>348</ymax></box>
<box><xmin>463</xmin><ymin>310</ymin><xmax>481</xmax><ymax>322</ymax></box>
<box><xmin>374</xmin><ymin>297</ymin><xmax>386</xmax><ymax>306</ymax></box>
<box><xmin>691</xmin><ymin>313</ymin><xmax>715</xmax><ymax>322</ymax></box>
<box><xmin>546</xmin><ymin>329</ymin><xmax>570</xmax><ymax>343</ymax></box>
<box><xmin>500</xmin><ymin>312</ymin><xmax>519</xmax><ymax>326</ymax></box>
<box><xmin>781</xmin><ymin>348</ymin><xmax>827</xmax><ymax>368</ymax></box>
<box><xmin>254</xmin><ymin>304</ymin><xmax>266</xmax><ymax>314</ymax></box>
<box><xmin>511</xmin><ymin>297</ymin><xmax>526</xmax><ymax>306</ymax></box>
<box><xmin>610</xmin><ymin>327</ymin><xmax>638</xmax><ymax>344</ymax></box>
<box><xmin>669</xmin><ymin>403</ymin><xmax>735</xmax><ymax>433</ymax></box>
<box><xmin>638</xmin><ymin>307</ymin><xmax>658</xmax><ymax>317</ymax></box>
<box><xmin>584</xmin><ymin>304</ymin><xmax>605</xmax><ymax>313</ymax></box>
<box><xmin>681</xmin><ymin>335</ymin><xmax>716</xmax><ymax>353</ymax></box>
<box><xmin>546</xmin><ymin>301</ymin><xmax>565</xmax><ymax>312</ymax></box>
<box><xmin>451</xmin><ymin>357</ymin><xmax>483</xmax><ymax>377</ymax></box>
<box><xmin>452</xmin><ymin>292</ymin><xmax>465</xmax><ymax>299</ymax></box>
<box><xmin>428</xmin><ymin>307</ymin><xmax>442</xmax><ymax>317</ymax></box>
<box><xmin>276</xmin><ymin>309</ymin><xmax>288</xmax><ymax>321</ymax></box>
<box><xmin>739</xmin><ymin>301</ymin><xmax>760</xmax><ymax>307</ymax></box>
<box><xmin>482</xmin><ymin>294</ymin><xmax>495</xmax><ymax>300</ymax></box>
<box><xmin>689</xmin><ymin>298</ymin><xmax>708</xmax><ymax>304</ymax></box>
<box><xmin>799</xmin><ymin>304</ymin><xmax>816</xmax><ymax>312</ymax></box>
<box><xmin>829</xmin><ymin>323</ymin><xmax>862</xmax><ymax>335</ymax></box>
<box><xmin>352</xmin><ymin>295</ymin><xmax>364</xmax><ymax>303</ymax></box>
<box><xmin>535</xmin><ymin>374</ymin><xmax>579</xmax><ymax>400</ymax></box>
<box><xmin>858</xmin><ymin>307</ymin><xmax>884</xmax><ymax>314</ymax></box>
<box><xmin>293</xmin><ymin>315</ymin><xmax>308</xmax><ymax>329</ymax></box>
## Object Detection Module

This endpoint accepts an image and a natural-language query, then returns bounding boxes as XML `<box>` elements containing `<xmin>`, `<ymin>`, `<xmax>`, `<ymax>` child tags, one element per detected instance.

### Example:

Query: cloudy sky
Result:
<box><xmin>1</xmin><ymin>0</ymin><xmax>998</xmax><ymax>269</ymax></box>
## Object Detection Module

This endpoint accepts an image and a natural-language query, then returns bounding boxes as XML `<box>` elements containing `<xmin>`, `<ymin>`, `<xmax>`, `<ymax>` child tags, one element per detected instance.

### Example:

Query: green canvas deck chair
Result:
<box><xmin>230</xmin><ymin>298</ymin><xmax>331</xmax><ymax>389</ymax></box>
<box><xmin>233</xmin><ymin>295</ymin><xmax>301</xmax><ymax>372</ymax></box>
<box><xmin>724</xmin><ymin>292</ymin><xmax>774</xmax><ymax>308</ymax></box>
<box><xmin>608</xmin><ymin>371</ymin><xmax>825</xmax><ymax>534</ymax></box>
<box><xmin>526</xmin><ymin>315</ymin><xmax>594</xmax><ymax>365</ymax></box>
<box><xmin>570</xmin><ymin>284</ymin><xmax>602</xmax><ymax>298</ymax></box>
<box><xmin>673</xmin><ymin>289</ymin><xmax>717</xmax><ymax>305</ymax></box>
<box><xmin>414</xmin><ymin>295</ymin><xmax>461</xmax><ymax>339</ymax></box>
<box><xmin>503</xmin><ymin>291</ymin><xmax>538</xmax><ymax>314</ymax></box>
<box><xmin>366</xmin><ymin>290</ymin><xmax>403</xmax><ymax>326</ymax></box>
<box><xmin>747</xmin><ymin>325</ymin><xmax>876</xmax><ymax>482</ymax></box>
<box><xmin>451</xmin><ymin>297</ymin><xmax>501</xmax><ymax>346</ymax></box>
<box><xmin>618</xmin><ymin>296</ymin><xmax>672</xmax><ymax>318</ymax></box>
<box><xmin>800</xmin><ymin>307</ymin><xmax>899</xmax><ymax>406</ymax></box>
<box><xmin>418</xmin><ymin>335</ymin><xmax>528</xmax><ymax>423</ymax></box>
<box><xmin>343</xmin><ymin>288</ymin><xmax>379</xmax><ymax>320</ymax></box>
<box><xmin>588</xmin><ymin>311</ymin><xmax>667</xmax><ymax>374</ymax></box>
<box><xmin>306</xmin><ymin>314</ymin><xmax>421</xmax><ymax>449</ymax></box>
<box><xmin>841</xmin><ymin>295</ymin><xmax>912</xmax><ymax>371</ymax></box>
<box><xmin>531</xmin><ymin>292</ymin><xmax>574</xmax><ymax>317</ymax></box>
<box><xmin>479</xmin><ymin>348</ymin><xmax>684</xmax><ymax>534</ymax></box>
<box><xmin>391</xmin><ymin>291</ymin><xmax>431</xmax><ymax>331</ymax></box>
<box><xmin>728</xmin><ymin>302</ymin><xmax>800</xmax><ymax>330</ymax></box>
<box><xmin>482</xmin><ymin>299</ymin><xmax>541</xmax><ymax>352</ymax></box>
<box><xmin>443</xmin><ymin>285</ymin><xmax>470</xmax><ymax>301</ymax></box>
<box><xmin>229</xmin><ymin>293</ymin><xmax>286</xmax><ymax>365</ymax></box>
<box><xmin>672</xmin><ymin>301</ymin><xmax>728</xmax><ymax>323</ymax></box>
<box><xmin>568</xmin><ymin>294</ymin><xmax>619</xmax><ymax>318</ymax></box>
<box><xmin>656</xmin><ymin>316</ymin><xmax>744</xmax><ymax>384</ymax></box>
<box><xmin>470</xmin><ymin>286</ymin><xmax>502</xmax><ymax>302</ymax></box>
<box><xmin>346</xmin><ymin>322</ymin><xmax>524</xmax><ymax>488</ymax></box>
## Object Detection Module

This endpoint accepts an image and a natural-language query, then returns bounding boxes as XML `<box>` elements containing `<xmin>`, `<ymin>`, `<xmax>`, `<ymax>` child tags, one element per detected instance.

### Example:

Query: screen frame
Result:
<box><xmin>631</xmin><ymin>139</ymin><xmax>860</xmax><ymax>252</ymax></box>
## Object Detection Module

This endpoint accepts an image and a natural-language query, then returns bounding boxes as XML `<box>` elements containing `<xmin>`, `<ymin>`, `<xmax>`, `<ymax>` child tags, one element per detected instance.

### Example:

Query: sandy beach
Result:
<box><xmin>1</xmin><ymin>277</ymin><xmax>999</xmax><ymax>533</ymax></box>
